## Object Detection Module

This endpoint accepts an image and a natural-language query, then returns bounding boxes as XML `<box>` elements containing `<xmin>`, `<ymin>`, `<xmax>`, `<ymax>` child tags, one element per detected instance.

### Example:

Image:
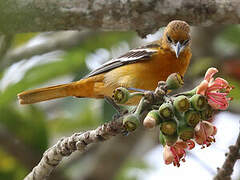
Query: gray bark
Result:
<box><xmin>0</xmin><ymin>0</ymin><xmax>240</xmax><ymax>36</ymax></box>
<box><xmin>214</xmin><ymin>128</ymin><xmax>240</xmax><ymax>180</ymax></box>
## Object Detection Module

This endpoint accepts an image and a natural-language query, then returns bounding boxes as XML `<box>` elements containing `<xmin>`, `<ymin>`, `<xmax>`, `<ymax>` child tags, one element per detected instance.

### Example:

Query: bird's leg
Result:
<box><xmin>127</xmin><ymin>87</ymin><xmax>150</xmax><ymax>93</ymax></box>
<box><xmin>105</xmin><ymin>96</ymin><xmax>130</xmax><ymax>136</ymax></box>
<box><xmin>127</xmin><ymin>87</ymin><xmax>155</xmax><ymax>104</ymax></box>
<box><xmin>104</xmin><ymin>96</ymin><xmax>128</xmax><ymax>118</ymax></box>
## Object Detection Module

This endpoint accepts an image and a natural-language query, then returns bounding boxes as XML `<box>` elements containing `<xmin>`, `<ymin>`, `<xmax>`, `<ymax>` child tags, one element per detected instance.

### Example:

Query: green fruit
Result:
<box><xmin>112</xmin><ymin>87</ymin><xmax>130</xmax><ymax>104</ymax></box>
<box><xmin>184</xmin><ymin>110</ymin><xmax>201</xmax><ymax>128</ymax></box>
<box><xmin>159</xmin><ymin>103</ymin><xmax>174</xmax><ymax>119</ymax></box>
<box><xmin>166</xmin><ymin>73</ymin><xmax>184</xmax><ymax>90</ymax></box>
<box><xmin>123</xmin><ymin>114</ymin><xmax>139</xmax><ymax>132</ymax></box>
<box><xmin>143</xmin><ymin>110</ymin><xmax>162</xmax><ymax>128</ymax></box>
<box><xmin>174</xmin><ymin>95</ymin><xmax>190</xmax><ymax>113</ymax></box>
<box><xmin>178</xmin><ymin>124</ymin><xmax>194</xmax><ymax>141</ymax></box>
<box><xmin>160</xmin><ymin>121</ymin><xmax>177</xmax><ymax>135</ymax></box>
<box><xmin>190</xmin><ymin>94</ymin><xmax>207</xmax><ymax>111</ymax></box>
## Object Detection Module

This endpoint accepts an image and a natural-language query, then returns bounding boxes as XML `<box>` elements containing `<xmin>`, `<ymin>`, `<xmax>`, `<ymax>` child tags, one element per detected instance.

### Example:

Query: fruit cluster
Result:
<box><xmin>112</xmin><ymin>67</ymin><xmax>233</xmax><ymax>167</ymax></box>
<box><xmin>144</xmin><ymin>94</ymin><xmax>214</xmax><ymax>145</ymax></box>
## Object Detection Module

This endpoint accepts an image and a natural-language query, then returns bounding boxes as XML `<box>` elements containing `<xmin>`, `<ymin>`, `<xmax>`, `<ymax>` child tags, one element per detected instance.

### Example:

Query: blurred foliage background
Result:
<box><xmin>0</xmin><ymin>25</ymin><xmax>239</xmax><ymax>180</ymax></box>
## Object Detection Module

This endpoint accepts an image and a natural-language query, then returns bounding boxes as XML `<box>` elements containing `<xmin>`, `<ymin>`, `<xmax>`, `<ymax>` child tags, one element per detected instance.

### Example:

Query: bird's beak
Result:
<box><xmin>172</xmin><ymin>42</ymin><xmax>183</xmax><ymax>59</ymax></box>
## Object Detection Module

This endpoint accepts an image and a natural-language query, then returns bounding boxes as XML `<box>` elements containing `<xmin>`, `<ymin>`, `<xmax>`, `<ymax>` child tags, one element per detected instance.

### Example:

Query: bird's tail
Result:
<box><xmin>17</xmin><ymin>78</ymin><xmax>99</xmax><ymax>104</ymax></box>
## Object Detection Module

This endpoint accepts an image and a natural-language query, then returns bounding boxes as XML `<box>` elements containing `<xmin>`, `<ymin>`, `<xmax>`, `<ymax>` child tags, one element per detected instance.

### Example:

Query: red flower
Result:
<box><xmin>163</xmin><ymin>140</ymin><xmax>195</xmax><ymax>167</ymax></box>
<box><xmin>196</xmin><ymin>67</ymin><xmax>233</xmax><ymax>110</ymax></box>
<box><xmin>194</xmin><ymin>121</ymin><xmax>217</xmax><ymax>148</ymax></box>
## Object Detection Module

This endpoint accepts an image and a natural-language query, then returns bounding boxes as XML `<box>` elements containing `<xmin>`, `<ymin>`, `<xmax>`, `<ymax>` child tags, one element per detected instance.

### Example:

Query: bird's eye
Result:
<box><xmin>167</xmin><ymin>35</ymin><xmax>172</xmax><ymax>43</ymax></box>
<box><xmin>183</xmin><ymin>39</ymin><xmax>189</xmax><ymax>45</ymax></box>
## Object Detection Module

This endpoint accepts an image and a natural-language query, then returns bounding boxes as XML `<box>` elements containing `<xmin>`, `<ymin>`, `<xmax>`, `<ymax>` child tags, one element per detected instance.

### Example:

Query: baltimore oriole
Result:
<box><xmin>18</xmin><ymin>20</ymin><xmax>192</xmax><ymax>105</ymax></box>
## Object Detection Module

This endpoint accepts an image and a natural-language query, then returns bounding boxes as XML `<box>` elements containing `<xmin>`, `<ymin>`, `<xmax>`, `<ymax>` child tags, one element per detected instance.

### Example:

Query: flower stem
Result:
<box><xmin>129</xmin><ymin>92</ymin><xmax>144</xmax><ymax>98</ymax></box>
<box><xmin>173</xmin><ymin>87</ymin><xmax>197</xmax><ymax>97</ymax></box>
<box><xmin>134</xmin><ymin>97</ymin><xmax>145</xmax><ymax>116</ymax></box>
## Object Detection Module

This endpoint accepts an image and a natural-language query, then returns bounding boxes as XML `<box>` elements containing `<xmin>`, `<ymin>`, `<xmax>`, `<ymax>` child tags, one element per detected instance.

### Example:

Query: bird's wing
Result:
<box><xmin>85</xmin><ymin>43</ymin><xmax>161</xmax><ymax>78</ymax></box>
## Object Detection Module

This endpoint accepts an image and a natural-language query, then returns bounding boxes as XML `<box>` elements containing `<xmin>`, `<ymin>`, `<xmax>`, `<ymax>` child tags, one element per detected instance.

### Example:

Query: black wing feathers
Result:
<box><xmin>85</xmin><ymin>43</ymin><xmax>160</xmax><ymax>78</ymax></box>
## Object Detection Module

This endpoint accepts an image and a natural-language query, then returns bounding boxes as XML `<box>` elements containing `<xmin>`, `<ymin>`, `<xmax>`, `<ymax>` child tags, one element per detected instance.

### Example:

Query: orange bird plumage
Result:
<box><xmin>18</xmin><ymin>20</ymin><xmax>192</xmax><ymax>105</ymax></box>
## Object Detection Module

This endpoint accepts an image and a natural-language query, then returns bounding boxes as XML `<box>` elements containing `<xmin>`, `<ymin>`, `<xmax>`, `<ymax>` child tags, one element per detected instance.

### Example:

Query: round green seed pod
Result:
<box><xmin>112</xmin><ymin>87</ymin><xmax>130</xmax><ymax>104</ymax></box>
<box><xmin>190</xmin><ymin>94</ymin><xmax>207</xmax><ymax>111</ymax></box>
<box><xmin>123</xmin><ymin>114</ymin><xmax>139</xmax><ymax>132</ymax></box>
<box><xmin>200</xmin><ymin>105</ymin><xmax>214</xmax><ymax>120</ymax></box>
<box><xmin>184</xmin><ymin>110</ymin><xmax>201</xmax><ymax>128</ymax></box>
<box><xmin>173</xmin><ymin>95</ymin><xmax>190</xmax><ymax>113</ymax></box>
<box><xmin>166</xmin><ymin>73</ymin><xmax>184</xmax><ymax>90</ymax></box>
<box><xmin>160</xmin><ymin>120</ymin><xmax>177</xmax><ymax>136</ymax></box>
<box><xmin>143</xmin><ymin>110</ymin><xmax>162</xmax><ymax>129</ymax></box>
<box><xmin>159</xmin><ymin>103</ymin><xmax>174</xmax><ymax>119</ymax></box>
<box><xmin>178</xmin><ymin>124</ymin><xmax>194</xmax><ymax>141</ymax></box>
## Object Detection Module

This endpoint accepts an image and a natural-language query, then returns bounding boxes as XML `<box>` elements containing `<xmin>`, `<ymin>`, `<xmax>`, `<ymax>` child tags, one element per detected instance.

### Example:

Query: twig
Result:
<box><xmin>214</xmin><ymin>125</ymin><xmax>240</xmax><ymax>180</ymax></box>
<box><xmin>24</xmin><ymin>118</ymin><xmax>124</xmax><ymax>180</ymax></box>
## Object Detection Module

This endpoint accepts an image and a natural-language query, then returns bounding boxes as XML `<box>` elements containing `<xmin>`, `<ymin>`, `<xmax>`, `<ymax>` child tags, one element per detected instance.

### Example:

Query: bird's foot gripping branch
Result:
<box><xmin>113</xmin><ymin>67</ymin><xmax>233</xmax><ymax>167</ymax></box>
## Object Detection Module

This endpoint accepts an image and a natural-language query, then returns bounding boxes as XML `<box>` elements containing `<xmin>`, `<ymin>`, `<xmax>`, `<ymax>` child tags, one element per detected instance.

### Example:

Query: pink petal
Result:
<box><xmin>163</xmin><ymin>146</ymin><xmax>174</xmax><ymax>164</ymax></box>
<box><xmin>208</xmin><ymin>93</ymin><xmax>228</xmax><ymax>103</ymax></box>
<box><xmin>208</xmin><ymin>99</ymin><xmax>221</xmax><ymax>109</ymax></box>
<box><xmin>208</xmin><ymin>83</ymin><xmax>225</xmax><ymax>91</ymax></box>
<box><xmin>175</xmin><ymin>140</ymin><xmax>188</xmax><ymax>149</ymax></box>
<box><xmin>207</xmin><ymin>92</ymin><xmax>228</xmax><ymax>97</ymax></box>
<box><xmin>196</xmin><ymin>80</ymin><xmax>208</xmax><ymax>95</ymax></box>
<box><xmin>204</xmin><ymin>67</ymin><xmax>218</xmax><ymax>82</ymax></box>
<box><xmin>208</xmin><ymin>98</ymin><xmax>228</xmax><ymax>110</ymax></box>
<box><xmin>212</xmin><ymin>126</ymin><xmax>217</xmax><ymax>136</ymax></box>
<box><xmin>217</xmin><ymin>103</ymin><xmax>229</xmax><ymax>110</ymax></box>
<box><xmin>195</xmin><ymin>136</ymin><xmax>205</xmax><ymax>145</ymax></box>
<box><xmin>186</xmin><ymin>140</ymin><xmax>195</xmax><ymax>150</ymax></box>
<box><xmin>202</xmin><ymin>121</ymin><xmax>215</xmax><ymax>137</ymax></box>
<box><xmin>194</xmin><ymin>123</ymin><xmax>207</xmax><ymax>145</ymax></box>
<box><xmin>214</xmin><ymin>77</ymin><xmax>229</xmax><ymax>87</ymax></box>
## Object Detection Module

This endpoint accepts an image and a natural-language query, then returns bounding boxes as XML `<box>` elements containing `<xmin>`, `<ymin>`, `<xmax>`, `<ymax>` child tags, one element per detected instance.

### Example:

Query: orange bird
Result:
<box><xmin>18</xmin><ymin>20</ymin><xmax>192</xmax><ymax>105</ymax></box>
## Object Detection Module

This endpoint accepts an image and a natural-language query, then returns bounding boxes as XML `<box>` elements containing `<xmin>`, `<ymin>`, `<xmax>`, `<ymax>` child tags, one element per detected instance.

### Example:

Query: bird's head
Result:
<box><xmin>162</xmin><ymin>20</ymin><xmax>191</xmax><ymax>58</ymax></box>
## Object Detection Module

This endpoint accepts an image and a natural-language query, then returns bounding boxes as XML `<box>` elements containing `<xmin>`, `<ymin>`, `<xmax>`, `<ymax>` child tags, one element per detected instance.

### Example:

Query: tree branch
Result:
<box><xmin>23</xmin><ymin>118</ymin><xmax>125</xmax><ymax>180</ymax></box>
<box><xmin>61</xmin><ymin>129</ymin><xmax>158</xmax><ymax>180</ymax></box>
<box><xmin>214</xmin><ymin>126</ymin><xmax>240</xmax><ymax>180</ymax></box>
<box><xmin>0</xmin><ymin>0</ymin><xmax>240</xmax><ymax>36</ymax></box>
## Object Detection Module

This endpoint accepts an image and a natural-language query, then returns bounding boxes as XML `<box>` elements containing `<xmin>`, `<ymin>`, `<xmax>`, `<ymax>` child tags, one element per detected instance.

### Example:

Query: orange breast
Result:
<box><xmin>104</xmin><ymin>48</ymin><xmax>191</xmax><ymax>92</ymax></box>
